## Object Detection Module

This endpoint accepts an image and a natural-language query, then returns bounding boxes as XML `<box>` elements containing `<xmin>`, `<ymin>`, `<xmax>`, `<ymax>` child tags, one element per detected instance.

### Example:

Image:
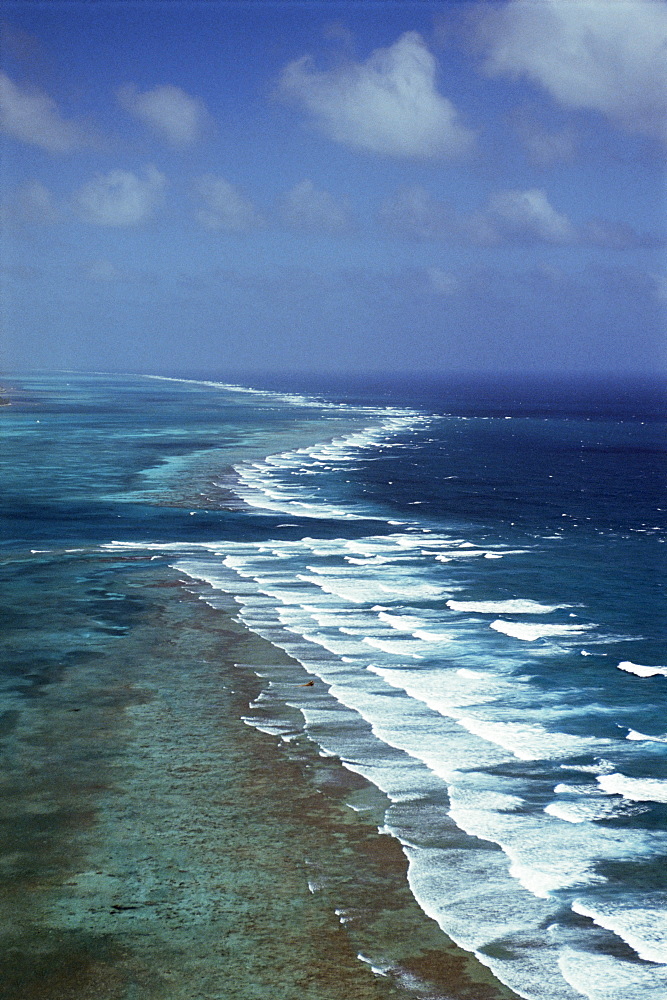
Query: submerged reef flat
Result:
<box><xmin>0</xmin><ymin>551</ymin><xmax>517</xmax><ymax>1000</ymax></box>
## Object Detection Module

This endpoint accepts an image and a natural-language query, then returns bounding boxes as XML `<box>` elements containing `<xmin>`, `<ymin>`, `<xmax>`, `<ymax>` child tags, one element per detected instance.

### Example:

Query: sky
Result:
<box><xmin>0</xmin><ymin>0</ymin><xmax>665</xmax><ymax>376</ymax></box>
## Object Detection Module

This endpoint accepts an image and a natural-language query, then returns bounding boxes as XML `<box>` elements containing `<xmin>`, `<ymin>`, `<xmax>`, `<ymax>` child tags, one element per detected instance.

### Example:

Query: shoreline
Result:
<box><xmin>1</xmin><ymin>550</ymin><xmax>520</xmax><ymax>1000</ymax></box>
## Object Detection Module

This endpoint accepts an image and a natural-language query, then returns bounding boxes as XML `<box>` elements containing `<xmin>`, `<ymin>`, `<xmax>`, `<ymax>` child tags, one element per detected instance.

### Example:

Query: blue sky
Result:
<box><xmin>1</xmin><ymin>0</ymin><xmax>665</xmax><ymax>375</ymax></box>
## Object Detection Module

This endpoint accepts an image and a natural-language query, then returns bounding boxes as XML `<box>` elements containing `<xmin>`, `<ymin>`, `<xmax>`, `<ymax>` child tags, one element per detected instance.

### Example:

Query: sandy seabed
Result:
<box><xmin>0</xmin><ymin>552</ymin><xmax>519</xmax><ymax>1000</ymax></box>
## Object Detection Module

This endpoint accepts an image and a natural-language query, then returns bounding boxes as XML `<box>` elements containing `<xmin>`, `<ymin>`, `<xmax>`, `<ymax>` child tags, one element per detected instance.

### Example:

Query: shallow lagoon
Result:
<box><xmin>0</xmin><ymin>549</ymin><xmax>517</xmax><ymax>999</ymax></box>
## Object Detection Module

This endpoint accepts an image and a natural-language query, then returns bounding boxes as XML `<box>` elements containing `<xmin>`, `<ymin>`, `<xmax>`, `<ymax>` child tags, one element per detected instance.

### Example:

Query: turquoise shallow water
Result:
<box><xmin>1</xmin><ymin>371</ymin><xmax>665</xmax><ymax>1000</ymax></box>
<box><xmin>2</xmin><ymin>547</ymin><xmax>516</xmax><ymax>1000</ymax></box>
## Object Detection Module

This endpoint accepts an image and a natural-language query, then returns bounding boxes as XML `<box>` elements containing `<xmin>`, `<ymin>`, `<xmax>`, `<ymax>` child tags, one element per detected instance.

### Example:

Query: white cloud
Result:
<box><xmin>74</xmin><ymin>166</ymin><xmax>166</xmax><ymax>226</ymax></box>
<box><xmin>5</xmin><ymin>180</ymin><xmax>61</xmax><ymax>224</ymax></box>
<box><xmin>278</xmin><ymin>30</ymin><xmax>474</xmax><ymax>159</ymax></box>
<box><xmin>195</xmin><ymin>175</ymin><xmax>264</xmax><ymax>231</ymax></box>
<box><xmin>279</xmin><ymin>180</ymin><xmax>349</xmax><ymax>232</ymax></box>
<box><xmin>0</xmin><ymin>72</ymin><xmax>83</xmax><ymax>152</ymax></box>
<box><xmin>480</xmin><ymin>0</ymin><xmax>667</xmax><ymax>141</ymax></box>
<box><xmin>487</xmin><ymin>188</ymin><xmax>576</xmax><ymax>244</ymax></box>
<box><xmin>511</xmin><ymin>113</ymin><xmax>577</xmax><ymax>167</ymax></box>
<box><xmin>381</xmin><ymin>185</ymin><xmax>580</xmax><ymax>246</ymax></box>
<box><xmin>379</xmin><ymin>185</ymin><xmax>456</xmax><ymax>240</ymax></box>
<box><xmin>520</xmin><ymin>126</ymin><xmax>576</xmax><ymax>168</ymax></box>
<box><xmin>582</xmin><ymin>218</ymin><xmax>664</xmax><ymax>250</ymax></box>
<box><xmin>427</xmin><ymin>267</ymin><xmax>459</xmax><ymax>295</ymax></box>
<box><xmin>118</xmin><ymin>84</ymin><xmax>207</xmax><ymax>147</ymax></box>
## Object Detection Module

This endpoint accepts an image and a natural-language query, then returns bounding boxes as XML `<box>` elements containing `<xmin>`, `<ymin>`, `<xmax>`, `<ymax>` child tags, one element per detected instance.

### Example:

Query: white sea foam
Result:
<box><xmin>128</xmin><ymin>529</ymin><xmax>667</xmax><ymax>1000</ymax></box>
<box><xmin>412</xmin><ymin>629</ymin><xmax>455</xmax><ymax>643</ymax></box>
<box><xmin>448</xmin><ymin>599</ymin><xmax>568</xmax><ymax>614</ymax></box>
<box><xmin>617</xmin><ymin>660</ymin><xmax>667</xmax><ymax>678</ymax></box>
<box><xmin>377</xmin><ymin>611</ymin><xmax>429</xmax><ymax>631</ymax></box>
<box><xmin>544</xmin><ymin>799</ymin><xmax>648</xmax><ymax>824</ymax></box>
<box><xmin>300</xmin><ymin>608</ymin><xmax>375</xmax><ymax>630</ymax></box>
<box><xmin>572</xmin><ymin>898</ymin><xmax>667</xmax><ymax>964</ymax></box>
<box><xmin>490</xmin><ymin>620</ymin><xmax>592</xmax><ymax>641</ymax></box>
<box><xmin>356</xmin><ymin>953</ymin><xmax>391</xmax><ymax>977</ymax></box>
<box><xmin>561</xmin><ymin>760</ymin><xmax>617</xmax><ymax>776</ymax></box>
<box><xmin>259</xmin><ymin>586</ymin><xmax>337</xmax><ymax>607</ymax></box>
<box><xmin>367</xmin><ymin>665</ymin><xmax>510</xmax><ymax>717</ymax></box>
<box><xmin>403</xmin><ymin>844</ymin><xmax>586</xmax><ymax>1000</ymax></box>
<box><xmin>144</xmin><ymin>373</ymin><xmax>342</xmax><ymax>409</ymax></box>
<box><xmin>559</xmin><ymin>947</ymin><xmax>667</xmax><ymax>1000</ymax></box>
<box><xmin>626</xmin><ymin>729</ymin><xmax>667</xmax><ymax>742</ymax></box>
<box><xmin>241</xmin><ymin>719</ymin><xmax>288</xmax><ymax>737</ymax></box>
<box><xmin>445</xmin><ymin>771</ymin><xmax>667</xmax><ymax>915</ymax></box>
<box><xmin>298</xmin><ymin>573</ymin><xmax>444</xmax><ymax>604</ymax></box>
<box><xmin>296</xmin><ymin>574</ymin><xmax>393</xmax><ymax>605</ymax></box>
<box><xmin>553</xmin><ymin>782</ymin><xmax>606</xmax><ymax>796</ymax></box>
<box><xmin>394</xmin><ymin>534</ymin><xmax>459</xmax><ymax>549</ymax></box>
<box><xmin>344</xmin><ymin>539</ymin><xmax>403</xmax><ymax>556</ymax></box>
<box><xmin>434</xmin><ymin>549</ymin><xmax>488</xmax><ymax>560</ymax></box>
<box><xmin>230</xmin><ymin>409</ymin><xmax>431</xmax><ymax>521</ymax></box>
<box><xmin>436</xmin><ymin>549</ymin><xmax>529</xmax><ymax>562</ymax></box>
<box><xmin>291</xmin><ymin>631</ymin><xmax>372</xmax><ymax>657</ymax></box>
<box><xmin>344</xmin><ymin>555</ymin><xmax>398</xmax><ymax>565</ymax></box>
<box><xmin>597</xmin><ymin>773</ymin><xmax>667</xmax><ymax>804</ymax></box>
<box><xmin>380</xmin><ymin>580</ymin><xmax>445</xmax><ymax>599</ymax></box>
<box><xmin>456</xmin><ymin>717</ymin><xmax>601</xmax><ymax>761</ymax></box>
<box><xmin>362</xmin><ymin>637</ymin><xmax>425</xmax><ymax>658</ymax></box>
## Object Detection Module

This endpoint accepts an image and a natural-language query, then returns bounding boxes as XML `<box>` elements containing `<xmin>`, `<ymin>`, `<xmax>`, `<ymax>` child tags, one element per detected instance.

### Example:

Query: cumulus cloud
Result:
<box><xmin>379</xmin><ymin>185</ymin><xmax>497</xmax><ymax>244</ymax></box>
<box><xmin>279</xmin><ymin>179</ymin><xmax>350</xmax><ymax>233</ymax></box>
<box><xmin>194</xmin><ymin>175</ymin><xmax>264</xmax><ymax>231</ymax></box>
<box><xmin>0</xmin><ymin>72</ymin><xmax>84</xmax><ymax>152</ymax></box>
<box><xmin>520</xmin><ymin>127</ymin><xmax>574</xmax><ymax>168</ymax></box>
<box><xmin>487</xmin><ymin>188</ymin><xmax>576</xmax><ymax>244</ymax></box>
<box><xmin>380</xmin><ymin>184</ymin><xmax>656</xmax><ymax>249</ymax></box>
<box><xmin>582</xmin><ymin>218</ymin><xmax>664</xmax><ymax>250</ymax></box>
<box><xmin>278</xmin><ymin>30</ymin><xmax>474</xmax><ymax>159</ymax></box>
<box><xmin>379</xmin><ymin>185</ymin><xmax>456</xmax><ymax>240</ymax></box>
<box><xmin>118</xmin><ymin>84</ymin><xmax>207</xmax><ymax>147</ymax></box>
<box><xmin>510</xmin><ymin>112</ymin><xmax>577</xmax><ymax>167</ymax></box>
<box><xmin>479</xmin><ymin>0</ymin><xmax>667</xmax><ymax>141</ymax></box>
<box><xmin>426</xmin><ymin>267</ymin><xmax>460</xmax><ymax>295</ymax></box>
<box><xmin>74</xmin><ymin>166</ymin><xmax>166</xmax><ymax>226</ymax></box>
<box><xmin>3</xmin><ymin>180</ymin><xmax>61</xmax><ymax>225</ymax></box>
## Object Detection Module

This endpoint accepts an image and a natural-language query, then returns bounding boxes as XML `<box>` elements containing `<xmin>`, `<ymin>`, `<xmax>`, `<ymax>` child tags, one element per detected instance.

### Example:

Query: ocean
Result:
<box><xmin>1</xmin><ymin>370</ymin><xmax>665</xmax><ymax>1000</ymax></box>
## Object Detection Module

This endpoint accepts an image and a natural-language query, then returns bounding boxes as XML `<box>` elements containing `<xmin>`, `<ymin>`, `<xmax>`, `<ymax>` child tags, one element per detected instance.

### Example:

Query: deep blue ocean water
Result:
<box><xmin>1</xmin><ymin>371</ymin><xmax>665</xmax><ymax>1000</ymax></box>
